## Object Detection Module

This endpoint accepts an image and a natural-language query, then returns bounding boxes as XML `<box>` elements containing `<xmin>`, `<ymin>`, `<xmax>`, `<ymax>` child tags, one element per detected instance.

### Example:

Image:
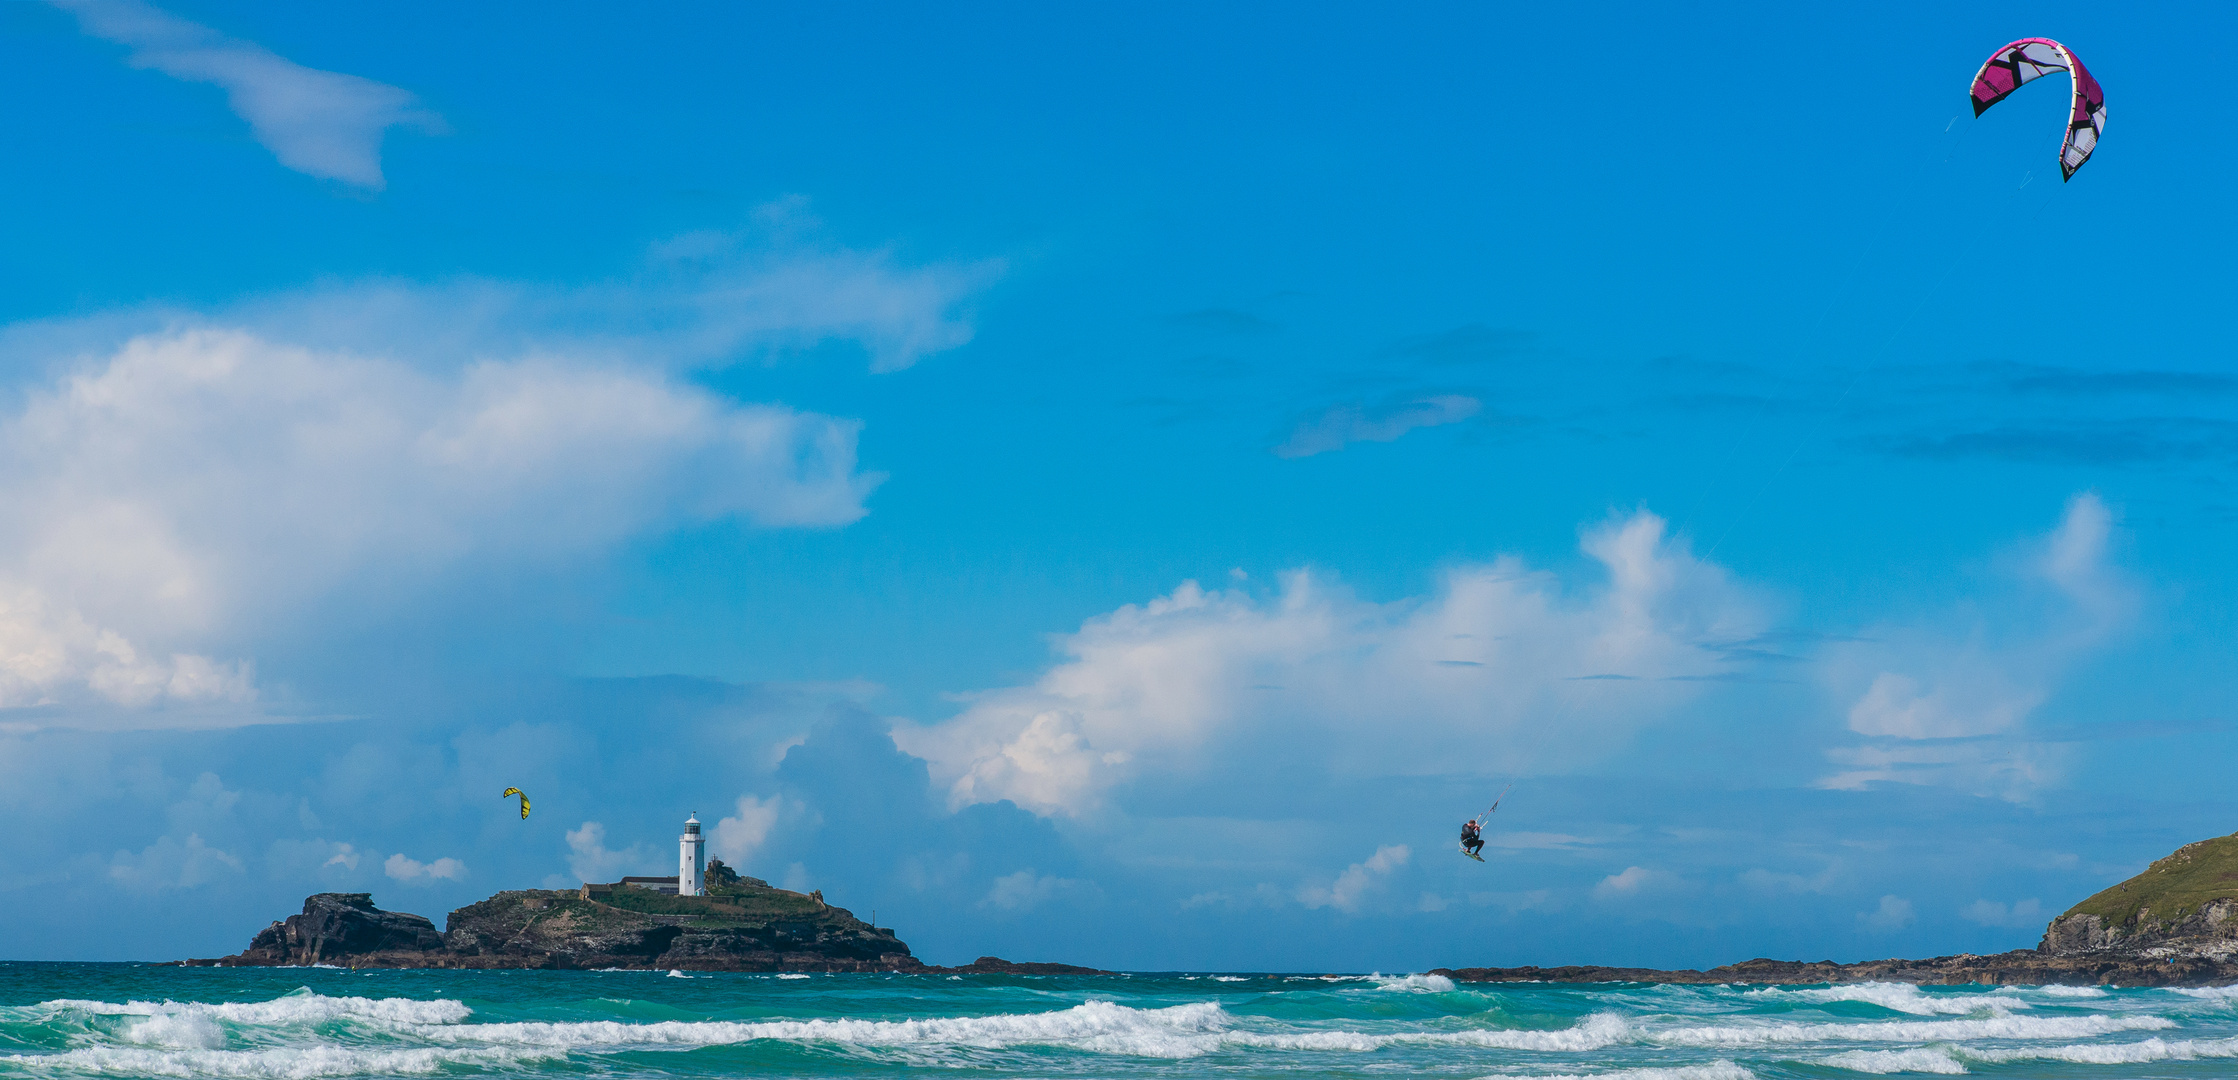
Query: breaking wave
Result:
<box><xmin>1646</xmin><ymin>1012</ymin><xmax>2173</xmax><ymax>1047</ymax></box>
<box><xmin>2</xmin><ymin>974</ymin><xmax>2233</xmax><ymax>1078</ymax></box>
<box><xmin>1743</xmin><ymin>982</ymin><xmax>2021</xmax><ymax>1016</ymax></box>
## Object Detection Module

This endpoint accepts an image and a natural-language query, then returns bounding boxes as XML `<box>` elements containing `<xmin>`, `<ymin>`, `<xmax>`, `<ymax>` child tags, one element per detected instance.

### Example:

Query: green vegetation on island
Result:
<box><xmin>2060</xmin><ymin>832</ymin><xmax>2238</xmax><ymax>933</ymax></box>
<box><xmin>582</xmin><ymin>879</ymin><xmax>827</xmax><ymax>924</ymax></box>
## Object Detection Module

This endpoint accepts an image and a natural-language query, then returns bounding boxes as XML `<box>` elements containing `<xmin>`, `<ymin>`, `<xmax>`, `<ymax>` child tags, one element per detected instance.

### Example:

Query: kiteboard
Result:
<box><xmin>1460</xmin><ymin>844</ymin><xmax>1484</xmax><ymax>862</ymax></box>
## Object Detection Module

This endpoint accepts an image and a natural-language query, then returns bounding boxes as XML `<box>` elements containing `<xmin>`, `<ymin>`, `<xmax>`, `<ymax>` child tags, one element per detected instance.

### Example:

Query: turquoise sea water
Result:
<box><xmin>4</xmin><ymin>964</ymin><xmax>2238</xmax><ymax>1079</ymax></box>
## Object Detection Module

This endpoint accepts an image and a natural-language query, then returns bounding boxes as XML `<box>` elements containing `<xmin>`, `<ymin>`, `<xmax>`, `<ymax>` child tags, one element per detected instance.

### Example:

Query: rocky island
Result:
<box><xmin>1436</xmin><ymin>830</ymin><xmax>2238</xmax><ymax>988</ymax></box>
<box><xmin>185</xmin><ymin>875</ymin><xmax>1102</xmax><ymax>974</ymax></box>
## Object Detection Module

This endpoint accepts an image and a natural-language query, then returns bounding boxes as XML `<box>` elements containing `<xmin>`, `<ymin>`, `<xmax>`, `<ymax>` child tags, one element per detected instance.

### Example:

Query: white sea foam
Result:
<box><xmin>1372</xmin><ymin>974</ymin><xmax>1457</xmax><ymax>993</ymax></box>
<box><xmin>1645</xmin><ymin>1012</ymin><xmax>2173</xmax><ymax>1048</ymax></box>
<box><xmin>2018</xmin><ymin>984</ymin><xmax>2110</xmax><ymax>998</ymax></box>
<box><xmin>1971</xmin><ymin>1035</ymin><xmax>2238</xmax><ymax>1065</ymax></box>
<box><xmin>776</xmin><ymin>973</ymin><xmax>811</xmax><ymax>980</ymax></box>
<box><xmin>0</xmin><ymin>1045</ymin><xmax>557</xmax><ymax>1079</ymax></box>
<box><xmin>1745</xmin><ymin>982</ymin><xmax>2019</xmax><ymax>1016</ymax></box>
<box><xmin>1211</xmin><ymin>976</ymin><xmax>1248</xmax><ymax>983</ymax></box>
<box><xmin>2170</xmin><ymin>984</ymin><xmax>2238</xmax><ymax>1000</ymax></box>
<box><xmin>1490</xmin><ymin>1064</ymin><xmax>1756</xmax><ymax>1080</ymax></box>
<box><xmin>1823</xmin><ymin>1035</ymin><xmax>2238</xmax><ymax>1073</ymax></box>
<box><xmin>1219</xmin><ymin>1012</ymin><xmax>1630</xmax><ymax>1054</ymax></box>
<box><xmin>21</xmin><ymin>993</ymin><xmax>472</xmax><ymax>1035</ymax></box>
<box><xmin>402</xmin><ymin>1000</ymin><xmax>1630</xmax><ymax>1060</ymax></box>
<box><xmin>1816</xmin><ymin>1047</ymin><xmax>1968</xmax><ymax>1074</ymax></box>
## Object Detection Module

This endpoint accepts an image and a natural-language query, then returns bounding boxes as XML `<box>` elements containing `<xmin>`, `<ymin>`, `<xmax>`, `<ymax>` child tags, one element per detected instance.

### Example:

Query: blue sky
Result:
<box><xmin>1</xmin><ymin>0</ymin><xmax>2234</xmax><ymax>970</ymax></box>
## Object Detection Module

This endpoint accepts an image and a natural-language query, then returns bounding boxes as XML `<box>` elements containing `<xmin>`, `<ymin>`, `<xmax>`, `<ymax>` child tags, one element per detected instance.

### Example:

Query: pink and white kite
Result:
<box><xmin>1969</xmin><ymin>38</ymin><xmax>2106</xmax><ymax>181</ymax></box>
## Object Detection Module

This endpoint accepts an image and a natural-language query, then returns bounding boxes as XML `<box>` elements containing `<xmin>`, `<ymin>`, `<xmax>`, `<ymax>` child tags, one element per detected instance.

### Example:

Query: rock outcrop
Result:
<box><xmin>186</xmin><ymin>887</ymin><xmax>1100</xmax><ymax>973</ymax></box>
<box><xmin>227</xmin><ymin>893</ymin><xmax>449</xmax><ymax>966</ymax></box>
<box><xmin>1435</xmin><ymin>950</ymin><xmax>2238</xmax><ymax>988</ymax></box>
<box><xmin>188</xmin><ymin>885</ymin><xmax>920</xmax><ymax>971</ymax></box>
<box><xmin>946</xmin><ymin>956</ymin><xmax>1111</xmax><ymax>975</ymax></box>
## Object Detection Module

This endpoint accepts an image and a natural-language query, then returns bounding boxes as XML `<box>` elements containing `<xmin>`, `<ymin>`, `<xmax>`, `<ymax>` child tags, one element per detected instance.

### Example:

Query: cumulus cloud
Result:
<box><xmin>1593</xmin><ymin>865</ymin><xmax>1677</xmax><ymax>900</ymax></box>
<box><xmin>1274</xmin><ymin>395</ymin><xmax>1480</xmax><ymax>458</ymax></box>
<box><xmin>1962</xmin><ymin>897</ymin><xmax>2046</xmax><ymax>928</ymax></box>
<box><xmin>1859</xmin><ymin>894</ymin><xmax>1915</xmax><ymax>930</ymax></box>
<box><xmin>713</xmin><ymin>795</ymin><xmax>786</xmax><ymax>870</ymax></box>
<box><xmin>564</xmin><ymin>822</ymin><xmax>654</xmax><ymax>884</ymax></box>
<box><xmin>54</xmin><ymin>0</ymin><xmax>444</xmax><ymax>188</ymax></box>
<box><xmin>384</xmin><ymin>852</ymin><xmax>465</xmax><ymax>882</ymax></box>
<box><xmin>1299</xmin><ymin>844</ymin><xmax>1410</xmax><ymax>912</ymax></box>
<box><xmin>1817</xmin><ymin>493</ymin><xmax>2135</xmax><ymax>796</ymax></box>
<box><xmin>107</xmin><ymin>832</ymin><xmax>243</xmax><ymax>890</ymax></box>
<box><xmin>980</xmin><ymin>869</ymin><xmax>1089</xmax><ymax>912</ymax></box>
<box><xmin>0</xmin><ymin>329</ymin><xmax>875</xmax><ymax>719</ymax></box>
<box><xmin>898</xmin><ymin>509</ymin><xmax>1764</xmax><ymax>815</ymax></box>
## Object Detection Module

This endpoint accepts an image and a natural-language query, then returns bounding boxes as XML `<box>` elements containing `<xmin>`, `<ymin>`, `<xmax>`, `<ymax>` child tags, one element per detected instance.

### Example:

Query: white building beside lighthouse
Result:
<box><xmin>678</xmin><ymin>813</ymin><xmax>705</xmax><ymax>896</ymax></box>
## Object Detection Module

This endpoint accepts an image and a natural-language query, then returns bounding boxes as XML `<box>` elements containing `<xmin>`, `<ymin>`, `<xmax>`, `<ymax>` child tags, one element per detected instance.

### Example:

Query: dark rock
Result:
<box><xmin>1434</xmin><ymin>949</ymin><xmax>2238</xmax><ymax>988</ymax></box>
<box><xmin>937</xmin><ymin>956</ymin><xmax>1112</xmax><ymax>975</ymax></box>
<box><xmin>186</xmin><ymin>888</ymin><xmax>935</xmax><ymax>972</ymax></box>
<box><xmin>210</xmin><ymin>893</ymin><xmax>445</xmax><ymax>967</ymax></box>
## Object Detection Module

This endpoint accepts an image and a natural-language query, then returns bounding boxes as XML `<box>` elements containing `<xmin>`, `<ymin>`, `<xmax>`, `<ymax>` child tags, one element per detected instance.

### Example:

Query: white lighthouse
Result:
<box><xmin>679</xmin><ymin>813</ymin><xmax>705</xmax><ymax>896</ymax></box>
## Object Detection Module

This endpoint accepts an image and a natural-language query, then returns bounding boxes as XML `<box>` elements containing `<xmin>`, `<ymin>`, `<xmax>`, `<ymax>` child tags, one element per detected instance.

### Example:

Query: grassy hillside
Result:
<box><xmin>2063</xmin><ymin>832</ymin><xmax>2238</xmax><ymax>928</ymax></box>
<box><xmin>586</xmin><ymin>882</ymin><xmax>826</xmax><ymax>923</ymax></box>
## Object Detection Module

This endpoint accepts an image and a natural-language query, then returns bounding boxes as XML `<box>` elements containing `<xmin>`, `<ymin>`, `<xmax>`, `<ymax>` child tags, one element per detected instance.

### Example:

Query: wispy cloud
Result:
<box><xmin>1274</xmin><ymin>394</ymin><xmax>1480</xmax><ymax>458</ymax></box>
<box><xmin>53</xmin><ymin>0</ymin><xmax>444</xmax><ymax>188</ymax></box>
<box><xmin>1816</xmin><ymin>493</ymin><xmax>2134</xmax><ymax>797</ymax></box>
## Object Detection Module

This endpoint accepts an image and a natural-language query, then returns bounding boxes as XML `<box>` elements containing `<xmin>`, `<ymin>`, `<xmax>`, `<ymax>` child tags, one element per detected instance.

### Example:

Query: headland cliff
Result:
<box><xmin>1438</xmin><ymin>830</ymin><xmax>2238</xmax><ymax>988</ymax></box>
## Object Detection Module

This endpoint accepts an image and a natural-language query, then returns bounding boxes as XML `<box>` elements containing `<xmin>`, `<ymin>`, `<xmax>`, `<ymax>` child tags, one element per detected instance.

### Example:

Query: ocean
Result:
<box><xmin>3</xmin><ymin>964</ymin><xmax>2236</xmax><ymax>1079</ymax></box>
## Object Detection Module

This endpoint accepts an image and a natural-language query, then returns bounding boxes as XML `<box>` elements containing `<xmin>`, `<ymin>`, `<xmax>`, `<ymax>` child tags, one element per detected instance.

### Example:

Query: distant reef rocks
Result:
<box><xmin>1440</xmin><ymin>830</ymin><xmax>2238</xmax><ymax>989</ymax></box>
<box><xmin>185</xmin><ymin>885</ymin><xmax>1107</xmax><ymax>974</ymax></box>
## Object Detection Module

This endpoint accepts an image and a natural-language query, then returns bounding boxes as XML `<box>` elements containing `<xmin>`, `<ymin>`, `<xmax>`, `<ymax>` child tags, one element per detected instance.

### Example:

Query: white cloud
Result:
<box><xmin>1859</xmin><ymin>894</ymin><xmax>1915</xmax><ymax>930</ymax></box>
<box><xmin>384</xmin><ymin>852</ymin><xmax>465</xmax><ymax>882</ymax></box>
<box><xmin>1817</xmin><ymin>493</ymin><xmax>2134</xmax><ymax>796</ymax></box>
<box><xmin>1962</xmin><ymin>898</ymin><xmax>2046</xmax><ymax>929</ymax></box>
<box><xmin>898</xmin><ymin>509</ymin><xmax>1764</xmax><ymax>816</ymax></box>
<box><xmin>108</xmin><ymin>832</ymin><xmax>243</xmax><ymax>890</ymax></box>
<box><xmin>1739</xmin><ymin>864</ymin><xmax>1838</xmax><ymax>894</ymax></box>
<box><xmin>1299</xmin><ymin>844</ymin><xmax>1410</xmax><ymax>912</ymax></box>
<box><xmin>321</xmin><ymin>843</ymin><xmax>360</xmax><ymax>870</ymax></box>
<box><xmin>0</xmin><ymin>218</ymin><xmax>991</xmax><ymax>727</ymax></box>
<box><xmin>713</xmin><ymin>795</ymin><xmax>786</xmax><ymax>869</ymax></box>
<box><xmin>0</xmin><ymin>329</ymin><xmax>876</xmax><ymax>720</ymax></box>
<box><xmin>980</xmin><ymin>869</ymin><xmax>1089</xmax><ymax>912</ymax></box>
<box><xmin>564</xmin><ymin>822</ymin><xmax>654</xmax><ymax>884</ymax></box>
<box><xmin>1593</xmin><ymin>865</ymin><xmax>1677</xmax><ymax>899</ymax></box>
<box><xmin>54</xmin><ymin>0</ymin><xmax>444</xmax><ymax>188</ymax></box>
<box><xmin>203</xmin><ymin>217</ymin><xmax>995</xmax><ymax>375</ymax></box>
<box><xmin>1275</xmin><ymin>395</ymin><xmax>1480</xmax><ymax>458</ymax></box>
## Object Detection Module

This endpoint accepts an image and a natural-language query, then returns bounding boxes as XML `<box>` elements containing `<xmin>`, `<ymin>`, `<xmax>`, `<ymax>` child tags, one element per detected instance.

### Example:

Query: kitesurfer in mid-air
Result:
<box><xmin>1460</xmin><ymin>818</ymin><xmax>1484</xmax><ymax>859</ymax></box>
